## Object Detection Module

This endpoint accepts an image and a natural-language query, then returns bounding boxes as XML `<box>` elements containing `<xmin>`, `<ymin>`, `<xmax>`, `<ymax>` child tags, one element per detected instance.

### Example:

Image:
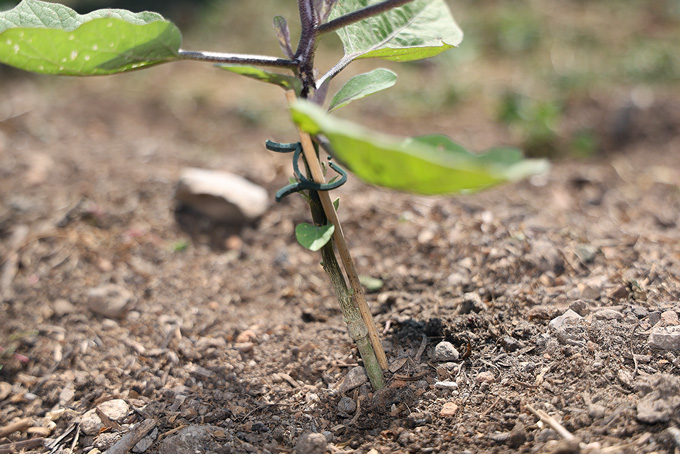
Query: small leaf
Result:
<box><xmin>328</xmin><ymin>68</ymin><xmax>397</xmax><ymax>112</ymax></box>
<box><xmin>333</xmin><ymin>198</ymin><xmax>340</xmax><ymax>211</ymax></box>
<box><xmin>290</xmin><ymin>101</ymin><xmax>549</xmax><ymax>195</ymax></box>
<box><xmin>330</xmin><ymin>0</ymin><xmax>463</xmax><ymax>63</ymax></box>
<box><xmin>0</xmin><ymin>0</ymin><xmax>181</xmax><ymax>75</ymax></box>
<box><xmin>295</xmin><ymin>223</ymin><xmax>335</xmax><ymax>251</ymax></box>
<box><xmin>273</xmin><ymin>16</ymin><xmax>294</xmax><ymax>59</ymax></box>
<box><xmin>217</xmin><ymin>64</ymin><xmax>302</xmax><ymax>93</ymax></box>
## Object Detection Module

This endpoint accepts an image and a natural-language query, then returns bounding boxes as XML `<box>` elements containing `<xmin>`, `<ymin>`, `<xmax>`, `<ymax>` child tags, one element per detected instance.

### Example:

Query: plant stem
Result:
<box><xmin>317</xmin><ymin>0</ymin><xmax>417</xmax><ymax>35</ymax></box>
<box><xmin>286</xmin><ymin>92</ymin><xmax>389</xmax><ymax>374</ymax></box>
<box><xmin>294</xmin><ymin>0</ymin><xmax>319</xmax><ymax>97</ymax></box>
<box><xmin>178</xmin><ymin>50</ymin><xmax>297</xmax><ymax>68</ymax></box>
<box><xmin>307</xmin><ymin>193</ymin><xmax>385</xmax><ymax>390</ymax></box>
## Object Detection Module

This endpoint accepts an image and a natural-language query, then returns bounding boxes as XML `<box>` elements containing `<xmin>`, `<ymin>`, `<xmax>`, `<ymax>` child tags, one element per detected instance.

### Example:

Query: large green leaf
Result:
<box><xmin>328</xmin><ymin>68</ymin><xmax>397</xmax><ymax>112</ymax></box>
<box><xmin>291</xmin><ymin>101</ymin><xmax>549</xmax><ymax>195</ymax></box>
<box><xmin>330</xmin><ymin>0</ymin><xmax>463</xmax><ymax>62</ymax></box>
<box><xmin>0</xmin><ymin>0</ymin><xmax>181</xmax><ymax>75</ymax></box>
<box><xmin>217</xmin><ymin>64</ymin><xmax>301</xmax><ymax>94</ymax></box>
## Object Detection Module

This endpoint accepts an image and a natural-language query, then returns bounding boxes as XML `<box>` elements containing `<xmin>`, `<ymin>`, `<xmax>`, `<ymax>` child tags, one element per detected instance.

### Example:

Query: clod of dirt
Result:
<box><xmin>156</xmin><ymin>425</ymin><xmax>224</xmax><ymax>454</ymax></box>
<box><xmin>432</xmin><ymin>341</ymin><xmax>459</xmax><ymax>362</ymax></box>
<box><xmin>295</xmin><ymin>431</ymin><xmax>328</xmax><ymax>454</ymax></box>
<box><xmin>87</xmin><ymin>284</ymin><xmax>134</xmax><ymax>319</ymax></box>
<box><xmin>636</xmin><ymin>374</ymin><xmax>680</xmax><ymax>423</ymax></box>
<box><xmin>175</xmin><ymin>167</ymin><xmax>269</xmax><ymax>224</ymax></box>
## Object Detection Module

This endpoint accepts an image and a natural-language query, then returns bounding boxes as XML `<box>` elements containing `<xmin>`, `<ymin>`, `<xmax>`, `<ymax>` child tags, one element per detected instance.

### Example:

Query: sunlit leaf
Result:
<box><xmin>330</xmin><ymin>0</ymin><xmax>463</xmax><ymax>62</ymax></box>
<box><xmin>0</xmin><ymin>0</ymin><xmax>181</xmax><ymax>75</ymax></box>
<box><xmin>295</xmin><ymin>223</ymin><xmax>335</xmax><ymax>251</ymax></box>
<box><xmin>328</xmin><ymin>68</ymin><xmax>396</xmax><ymax>112</ymax></box>
<box><xmin>217</xmin><ymin>64</ymin><xmax>301</xmax><ymax>93</ymax></box>
<box><xmin>291</xmin><ymin>101</ymin><xmax>549</xmax><ymax>195</ymax></box>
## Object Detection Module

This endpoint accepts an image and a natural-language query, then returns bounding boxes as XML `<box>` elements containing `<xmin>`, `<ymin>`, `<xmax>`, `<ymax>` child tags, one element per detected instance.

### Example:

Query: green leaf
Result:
<box><xmin>328</xmin><ymin>68</ymin><xmax>397</xmax><ymax>112</ymax></box>
<box><xmin>330</xmin><ymin>0</ymin><xmax>463</xmax><ymax>62</ymax></box>
<box><xmin>290</xmin><ymin>101</ymin><xmax>549</xmax><ymax>195</ymax></box>
<box><xmin>0</xmin><ymin>0</ymin><xmax>181</xmax><ymax>75</ymax></box>
<box><xmin>217</xmin><ymin>64</ymin><xmax>301</xmax><ymax>93</ymax></box>
<box><xmin>295</xmin><ymin>223</ymin><xmax>335</xmax><ymax>251</ymax></box>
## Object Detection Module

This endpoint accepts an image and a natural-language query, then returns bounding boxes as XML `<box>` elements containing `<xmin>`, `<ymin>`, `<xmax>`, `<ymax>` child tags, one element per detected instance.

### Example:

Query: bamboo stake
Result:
<box><xmin>285</xmin><ymin>91</ymin><xmax>389</xmax><ymax>371</ymax></box>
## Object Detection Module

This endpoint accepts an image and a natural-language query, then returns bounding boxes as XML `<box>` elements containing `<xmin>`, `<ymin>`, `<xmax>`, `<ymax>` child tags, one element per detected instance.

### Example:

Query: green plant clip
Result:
<box><xmin>265</xmin><ymin>139</ymin><xmax>347</xmax><ymax>202</ymax></box>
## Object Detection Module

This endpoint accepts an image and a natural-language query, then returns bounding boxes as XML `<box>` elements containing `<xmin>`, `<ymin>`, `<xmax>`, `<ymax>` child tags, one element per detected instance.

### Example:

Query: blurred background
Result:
<box><xmin>1</xmin><ymin>0</ymin><xmax>679</xmax><ymax>159</ymax></box>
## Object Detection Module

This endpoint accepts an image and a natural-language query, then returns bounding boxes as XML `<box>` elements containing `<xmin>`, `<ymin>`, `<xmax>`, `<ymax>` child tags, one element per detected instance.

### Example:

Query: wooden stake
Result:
<box><xmin>285</xmin><ymin>91</ymin><xmax>389</xmax><ymax>371</ymax></box>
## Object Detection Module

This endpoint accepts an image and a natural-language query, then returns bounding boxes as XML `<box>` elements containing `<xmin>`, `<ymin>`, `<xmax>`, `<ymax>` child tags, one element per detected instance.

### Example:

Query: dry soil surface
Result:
<box><xmin>1</xmin><ymin>67</ymin><xmax>680</xmax><ymax>454</ymax></box>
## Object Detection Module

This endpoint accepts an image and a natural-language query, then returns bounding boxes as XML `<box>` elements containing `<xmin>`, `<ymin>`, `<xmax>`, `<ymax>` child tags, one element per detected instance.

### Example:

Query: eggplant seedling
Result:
<box><xmin>0</xmin><ymin>0</ymin><xmax>548</xmax><ymax>389</ymax></box>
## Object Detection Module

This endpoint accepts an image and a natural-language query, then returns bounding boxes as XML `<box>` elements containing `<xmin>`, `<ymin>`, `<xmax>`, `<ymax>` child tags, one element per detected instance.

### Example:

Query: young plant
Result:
<box><xmin>0</xmin><ymin>0</ymin><xmax>548</xmax><ymax>390</ymax></box>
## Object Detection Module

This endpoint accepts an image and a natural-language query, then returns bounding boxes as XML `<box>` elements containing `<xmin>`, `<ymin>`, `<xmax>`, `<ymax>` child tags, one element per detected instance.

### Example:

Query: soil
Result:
<box><xmin>1</xmin><ymin>63</ymin><xmax>680</xmax><ymax>454</ymax></box>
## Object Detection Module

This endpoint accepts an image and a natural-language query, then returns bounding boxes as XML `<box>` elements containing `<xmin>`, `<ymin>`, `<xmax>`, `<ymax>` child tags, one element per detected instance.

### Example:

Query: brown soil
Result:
<box><xmin>1</xmin><ymin>64</ymin><xmax>680</xmax><ymax>454</ymax></box>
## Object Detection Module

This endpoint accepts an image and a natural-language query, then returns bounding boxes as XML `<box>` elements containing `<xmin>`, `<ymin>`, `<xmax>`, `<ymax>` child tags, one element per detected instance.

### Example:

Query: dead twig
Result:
<box><xmin>0</xmin><ymin>418</ymin><xmax>32</xmax><ymax>438</ymax></box>
<box><xmin>526</xmin><ymin>404</ymin><xmax>575</xmax><ymax>441</ymax></box>
<box><xmin>103</xmin><ymin>419</ymin><xmax>156</xmax><ymax>454</ymax></box>
<box><xmin>0</xmin><ymin>437</ymin><xmax>44</xmax><ymax>454</ymax></box>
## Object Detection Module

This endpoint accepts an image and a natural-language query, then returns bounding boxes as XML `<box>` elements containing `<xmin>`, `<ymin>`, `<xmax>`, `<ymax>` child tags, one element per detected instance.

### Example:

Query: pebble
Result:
<box><xmin>81</xmin><ymin>399</ymin><xmax>130</xmax><ymax>435</ymax></box>
<box><xmin>52</xmin><ymin>298</ymin><xmax>76</xmax><ymax>316</ymax></box>
<box><xmin>648</xmin><ymin>325</ymin><xmax>680</xmax><ymax>351</ymax></box>
<box><xmin>432</xmin><ymin>341</ymin><xmax>459</xmax><ymax>362</ymax></box>
<box><xmin>458</xmin><ymin>292</ymin><xmax>487</xmax><ymax>314</ymax></box>
<box><xmin>434</xmin><ymin>380</ymin><xmax>458</xmax><ymax>390</ymax></box>
<box><xmin>588</xmin><ymin>403</ymin><xmax>606</xmax><ymax>419</ymax></box>
<box><xmin>295</xmin><ymin>432</ymin><xmax>327</xmax><ymax>454</ymax></box>
<box><xmin>549</xmin><ymin>309</ymin><xmax>582</xmax><ymax>329</ymax></box>
<box><xmin>592</xmin><ymin>309</ymin><xmax>624</xmax><ymax>321</ymax></box>
<box><xmin>236</xmin><ymin>329</ymin><xmax>257</xmax><ymax>343</ymax></box>
<box><xmin>440</xmin><ymin>402</ymin><xmax>458</xmax><ymax>417</ymax></box>
<box><xmin>476</xmin><ymin>371</ymin><xmax>495</xmax><ymax>384</ymax></box>
<box><xmin>337</xmin><ymin>396</ymin><xmax>356</xmax><ymax>414</ymax></box>
<box><xmin>133</xmin><ymin>427</ymin><xmax>158</xmax><ymax>453</ymax></box>
<box><xmin>661</xmin><ymin>310</ymin><xmax>679</xmax><ymax>326</ymax></box>
<box><xmin>338</xmin><ymin>366</ymin><xmax>368</xmax><ymax>394</ymax></box>
<box><xmin>87</xmin><ymin>284</ymin><xmax>133</xmax><ymax>319</ymax></box>
<box><xmin>175</xmin><ymin>167</ymin><xmax>269</xmax><ymax>224</ymax></box>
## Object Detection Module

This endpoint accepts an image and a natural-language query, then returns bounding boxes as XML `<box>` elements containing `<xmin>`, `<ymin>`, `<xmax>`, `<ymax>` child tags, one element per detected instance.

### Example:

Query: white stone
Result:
<box><xmin>549</xmin><ymin>309</ymin><xmax>582</xmax><ymax>329</ymax></box>
<box><xmin>175</xmin><ymin>168</ymin><xmax>269</xmax><ymax>224</ymax></box>
<box><xmin>87</xmin><ymin>284</ymin><xmax>133</xmax><ymax>319</ymax></box>
<box><xmin>648</xmin><ymin>325</ymin><xmax>680</xmax><ymax>351</ymax></box>
<box><xmin>80</xmin><ymin>399</ymin><xmax>130</xmax><ymax>435</ymax></box>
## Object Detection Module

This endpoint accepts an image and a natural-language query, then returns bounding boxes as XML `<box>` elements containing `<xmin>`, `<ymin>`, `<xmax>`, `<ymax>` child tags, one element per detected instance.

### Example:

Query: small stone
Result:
<box><xmin>337</xmin><ymin>396</ymin><xmax>356</xmax><ymax>414</ymax></box>
<box><xmin>458</xmin><ymin>292</ymin><xmax>487</xmax><ymax>314</ymax></box>
<box><xmin>338</xmin><ymin>366</ymin><xmax>368</xmax><ymax>394</ymax></box>
<box><xmin>52</xmin><ymin>298</ymin><xmax>76</xmax><ymax>317</ymax></box>
<box><xmin>476</xmin><ymin>371</ymin><xmax>495</xmax><ymax>384</ymax></box>
<box><xmin>295</xmin><ymin>432</ymin><xmax>327</xmax><ymax>454</ymax></box>
<box><xmin>236</xmin><ymin>329</ymin><xmax>257</xmax><ymax>343</ymax></box>
<box><xmin>434</xmin><ymin>380</ymin><xmax>458</xmax><ymax>390</ymax></box>
<box><xmin>87</xmin><ymin>284</ymin><xmax>133</xmax><ymax>319</ymax></box>
<box><xmin>440</xmin><ymin>402</ymin><xmax>458</xmax><ymax>417</ymax></box>
<box><xmin>549</xmin><ymin>309</ymin><xmax>582</xmax><ymax>329</ymax></box>
<box><xmin>80</xmin><ymin>399</ymin><xmax>130</xmax><ymax>435</ymax></box>
<box><xmin>175</xmin><ymin>168</ymin><xmax>269</xmax><ymax>224</ymax></box>
<box><xmin>93</xmin><ymin>432</ymin><xmax>122</xmax><ymax>450</ymax></box>
<box><xmin>593</xmin><ymin>309</ymin><xmax>624</xmax><ymax>321</ymax></box>
<box><xmin>648</xmin><ymin>326</ymin><xmax>680</xmax><ymax>351</ymax></box>
<box><xmin>500</xmin><ymin>335</ymin><xmax>521</xmax><ymax>352</ymax></box>
<box><xmin>432</xmin><ymin>341</ymin><xmax>459</xmax><ymax>362</ymax></box>
<box><xmin>661</xmin><ymin>310</ymin><xmax>679</xmax><ymax>326</ymax></box>
<box><xmin>588</xmin><ymin>404</ymin><xmax>606</xmax><ymax>419</ymax></box>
